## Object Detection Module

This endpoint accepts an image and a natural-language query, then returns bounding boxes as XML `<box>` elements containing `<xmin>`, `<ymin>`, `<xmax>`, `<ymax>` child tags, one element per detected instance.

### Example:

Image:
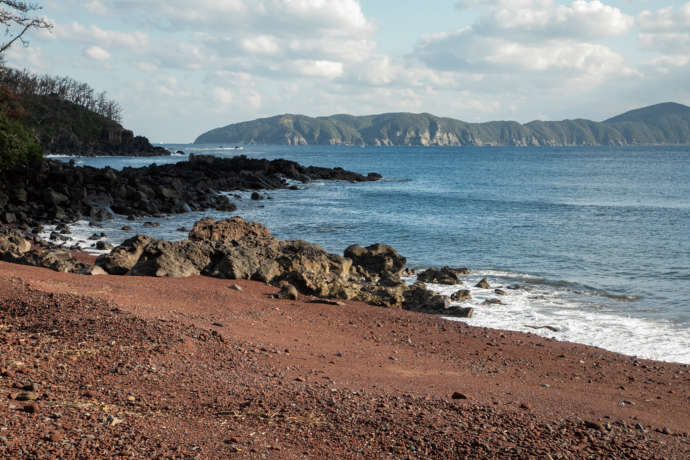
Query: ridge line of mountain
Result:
<box><xmin>195</xmin><ymin>102</ymin><xmax>690</xmax><ymax>147</ymax></box>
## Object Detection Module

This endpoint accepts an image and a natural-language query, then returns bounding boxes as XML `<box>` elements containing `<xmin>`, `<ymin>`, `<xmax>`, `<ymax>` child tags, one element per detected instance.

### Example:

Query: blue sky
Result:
<box><xmin>4</xmin><ymin>1</ymin><xmax>690</xmax><ymax>142</ymax></box>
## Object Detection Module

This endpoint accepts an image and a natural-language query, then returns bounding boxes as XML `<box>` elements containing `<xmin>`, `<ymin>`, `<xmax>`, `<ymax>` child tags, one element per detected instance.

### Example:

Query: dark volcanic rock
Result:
<box><xmin>450</xmin><ymin>289</ymin><xmax>472</xmax><ymax>302</ymax></box>
<box><xmin>417</xmin><ymin>266</ymin><xmax>465</xmax><ymax>285</ymax></box>
<box><xmin>475</xmin><ymin>278</ymin><xmax>491</xmax><ymax>289</ymax></box>
<box><xmin>483</xmin><ymin>298</ymin><xmax>503</xmax><ymax>305</ymax></box>
<box><xmin>0</xmin><ymin>155</ymin><xmax>381</xmax><ymax>227</ymax></box>
<box><xmin>404</xmin><ymin>283</ymin><xmax>447</xmax><ymax>311</ymax></box>
<box><xmin>344</xmin><ymin>243</ymin><xmax>406</xmax><ymax>280</ymax></box>
<box><xmin>404</xmin><ymin>282</ymin><xmax>474</xmax><ymax>318</ymax></box>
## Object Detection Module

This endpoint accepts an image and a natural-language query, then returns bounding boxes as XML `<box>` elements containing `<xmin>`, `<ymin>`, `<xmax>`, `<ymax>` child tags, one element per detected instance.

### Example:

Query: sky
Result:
<box><xmin>4</xmin><ymin>0</ymin><xmax>690</xmax><ymax>143</ymax></box>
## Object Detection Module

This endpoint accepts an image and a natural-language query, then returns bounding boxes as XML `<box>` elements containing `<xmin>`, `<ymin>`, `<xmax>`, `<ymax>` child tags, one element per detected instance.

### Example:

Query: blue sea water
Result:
<box><xmin>47</xmin><ymin>145</ymin><xmax>690</xmax><ymax>363</ymax></box>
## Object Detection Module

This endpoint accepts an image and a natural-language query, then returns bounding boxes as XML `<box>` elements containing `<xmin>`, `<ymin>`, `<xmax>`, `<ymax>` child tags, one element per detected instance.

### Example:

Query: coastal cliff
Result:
<box><xmin>195</xmin><ymin>102</ymin><xmax>690</xmax><ymax>147</ymax></box>
<box><xmin>18</xmin><ymin>93</ymin><xmax>168</xmax><ymax>156</ymax></box>
<box><xmin>0</xmin><ymin>66</ymin><xmax>167</xmax><ymax>158</ymax></box>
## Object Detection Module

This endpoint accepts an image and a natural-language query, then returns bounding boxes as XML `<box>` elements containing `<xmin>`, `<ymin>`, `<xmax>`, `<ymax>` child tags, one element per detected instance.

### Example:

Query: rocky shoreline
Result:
<box><xmin>0</xmin><ymin>154</ymin><xmax>381</xmax><ymax>228</ymax></box>
<box><xmin>0</xmin><ymin>216</ymin><xmax>473</xmax><ymax>318</ymax></box>
<box><xmin>0</xmin><ymin>153</ymin><xmax>476</xmax><ymax>317</ymax></box>
<box><xmin>46</xmin><ymin>126</ymin><xmax>171</xmax><ymax>157</ymax></box>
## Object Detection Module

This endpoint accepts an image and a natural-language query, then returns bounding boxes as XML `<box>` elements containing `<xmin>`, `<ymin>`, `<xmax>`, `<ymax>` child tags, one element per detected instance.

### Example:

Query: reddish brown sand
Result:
<box><xmin>0</xmin><ymin>260</ymin><xmax>688</xmax><ymax>458</ymax></box>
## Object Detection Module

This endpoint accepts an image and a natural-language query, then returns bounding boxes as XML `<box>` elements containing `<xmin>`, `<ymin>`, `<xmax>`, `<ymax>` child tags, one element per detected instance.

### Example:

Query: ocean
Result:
<box><xmin>46</xmin><ymin>144</ymin><xmax>690</xmax><ymax>364</ymax></box>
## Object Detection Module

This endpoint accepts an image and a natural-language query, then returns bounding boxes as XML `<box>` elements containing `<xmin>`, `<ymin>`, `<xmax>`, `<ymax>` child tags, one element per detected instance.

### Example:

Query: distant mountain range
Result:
<box><xmin>195</xmin><ymin>102</ymin><xmax>690</xmax><ymax>147</ymax></box>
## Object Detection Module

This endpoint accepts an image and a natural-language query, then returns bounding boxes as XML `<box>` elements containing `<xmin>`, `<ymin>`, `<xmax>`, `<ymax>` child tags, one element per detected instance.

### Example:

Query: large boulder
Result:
<box><xmin>189</xmin><ymin>217</ymin><xmax>277</xmax><ymax>248</ymax></box>
<box><xmin>404</xmin><ymin>283</ymin><xmax>473</xmax><ymax>318</ymax></box>
<box><xmin>44</xmin><ymin>189</ymin><xmax>69</xmax><ymax>206</ymax></box>
<box><xmin>128</xmin><ymin>240</ymin><xmax>215</xmax><ymax>278</ymax></box>
<box><xmin>345</xmin><ymin>243</ymin><xmax>406</xmax><ymax>280</ymax></box>
<box><xmin>21</xmin><ymin>249</ymin><xmax>92</xmax><ymax>274</ymax></box>
<box><xmin>0</xmin><ymin>232</ymin><xmax>32</xmax><ymax>258</ymax></box>
<box><xmin>275</xmin><ymin>241</ymin><xmax>351</xmax><ymax>295</ymax></box>
<box><xmin>96</xmin><ymin>235</ymin><xmax>154</xmax><ymax>275</ymax></box>
<box><xmin>355</xmin><ymin>282</ymin><xmax>408</xmax><ymax>308</ymax></box>
<box><xmin>450</xmin><ymin>289</ymin><xmax>472</xmax><ymax>302</ymax></box>
<box><xmin>404</xmin><ymin>282</ymin><xmax>449</xmax><ymax>311</ymax></box>
<box><xmin>417</xmin><ymin>266</ymin><xmax>465</xmax><ymax>285</ymax></box>
<box><xmin>208</xmin><ymin>246</ymin><xmax>281</xmax><ymax>282</ymax></box>
<box><xmin>96</xmin><ymin>236</ymin><xmax>215</xmax><ymax>278</ymax></box>
<box><xmin>475</xmin><ymin>278</ymin><xmax>491</xmax><ymax>289</ymax></box>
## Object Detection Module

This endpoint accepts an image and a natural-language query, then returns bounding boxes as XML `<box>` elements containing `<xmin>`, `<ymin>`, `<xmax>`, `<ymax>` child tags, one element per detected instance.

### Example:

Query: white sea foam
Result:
<box><xmin>43</xmin><ymin>216</ymin><xmax>690</xmax><ymax>364</ymax></box>
<box><xmin>39</xmin><ymin>221</ymin><xmax>113</xmax><ymax>255</ymax></box>
<box><xmin>408</xmin><ymin>271</ymin><xmax>690</xmax><ymax>364</ymax></box>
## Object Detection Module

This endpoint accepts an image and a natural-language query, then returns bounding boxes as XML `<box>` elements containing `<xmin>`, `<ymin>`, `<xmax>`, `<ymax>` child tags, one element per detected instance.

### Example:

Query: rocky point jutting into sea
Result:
<box><xmin>0</xmin><ymin>153</ymin><xmax>467</xmax><ymax>316</ymax></box>
<box><xmin>0</xmin><ymin>154</ymin><xmax>381</xmax><ymax>227</ymax></box>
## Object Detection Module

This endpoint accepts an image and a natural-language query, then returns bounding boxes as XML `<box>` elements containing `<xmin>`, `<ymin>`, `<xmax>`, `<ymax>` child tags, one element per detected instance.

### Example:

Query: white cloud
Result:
<box><xmin>475</xmin><ymin>0</ymin><xmax>633</xmax><ymax>40</ymax></box>
<box><xmin>415</xmin><ymin>31</ymin><xmax>627</xmax><ymax>79</ymax></box>
<box><xmin>290</xmin><ymin>60</ymin><xmax>344</xmax><ymax>79</ymax></box>
<box><xmin>53</xmin><ymin>22</ymin><xmax>148</xmax><ymax>50</ymax></box>
<box><xmin>413</xmin><ymin>0</ymin><xmax>634</xmax><ymax>93</ymax></box>
<box><xmin>639</xmin><ymin>32</ymin><xmax>690</xmax><ymax>55</ymax></box>
<box><xmin>66</xmin><ymin>0</ymin><xmax>377</xmax><ymax>84</ymax></box>
<box><xmin>85</xmin><ymin>1</ymin><xmax>108</xmax><ymax>15</ymax></box>
<box><xmin>240</xmin><ymin>35</ymin><xmax>280</xmax><ymax>55</ymax></box>
<box><xmin>4</xmin><ymin>45</ymin><xmax>47</xmax><ymax>71</ymax></box>
<box><xmin>84</xmin><ymin>45</ymin><xmax>111</xmax><ymax>61</ymax></box>
<box><xmin>638</xmin><ymin>3</ymin><xmax>690</xmax><ymax>55</ymax></box>
<box><xmin>212</xmin><ymin>86</ymin><xmax>234</xmax><ymax>105</ymax></box>
<box><xmin>103</xmin><ymin>0</ymin><xmax>372</xmax><ymax>35</ymax></box>
<box><xmin>638</xmin><ymin>3</ymin><xmax>690</xmax><ymax>32</ymax></box>
<box><xmin>647</xmin><ymin>55</ymin><xmax>690</xmax><ymax>74</ymax></box>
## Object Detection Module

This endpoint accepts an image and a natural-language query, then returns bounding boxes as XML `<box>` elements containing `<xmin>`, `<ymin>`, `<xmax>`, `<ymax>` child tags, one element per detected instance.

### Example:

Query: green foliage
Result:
<box><xmin>18</xmin><ymin>92</ymin><xmax>121</xmax><ymax>152</ymax></box>
<box><xmin>195</xmin><ymin>103</ymin><xmax>690</xmax><ymax>147</ymax></box>
<box><xmin>0</xmin><ymin>111</ymin><xmax>42</xmax><ymax>168</ymax></box>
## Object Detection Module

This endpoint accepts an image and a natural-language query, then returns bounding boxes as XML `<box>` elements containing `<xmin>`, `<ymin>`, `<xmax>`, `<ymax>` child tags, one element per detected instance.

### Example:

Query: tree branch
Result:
<box><xmin>0</xmin><ymin>21</ymin><xmax>30</xmax><ymax>53</ymax></box>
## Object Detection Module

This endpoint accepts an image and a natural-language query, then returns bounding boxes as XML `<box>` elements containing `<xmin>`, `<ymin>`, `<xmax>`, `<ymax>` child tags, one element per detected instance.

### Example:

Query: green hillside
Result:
<box><xmin>0</xmin><ymin>66</ymin><xmax>167</xmax><ymax>162</ymax></box>
<box><xmin>195</xmin><ymin>102</ymin><xmax>690</xmax><ymax>147</ymax></box>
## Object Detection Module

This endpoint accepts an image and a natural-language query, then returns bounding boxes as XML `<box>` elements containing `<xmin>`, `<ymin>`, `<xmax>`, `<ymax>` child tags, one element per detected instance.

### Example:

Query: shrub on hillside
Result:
<box><xmin>0</xmin><ymin>112</ymin><xmax>42</xmax><ymax>169</ymax></box>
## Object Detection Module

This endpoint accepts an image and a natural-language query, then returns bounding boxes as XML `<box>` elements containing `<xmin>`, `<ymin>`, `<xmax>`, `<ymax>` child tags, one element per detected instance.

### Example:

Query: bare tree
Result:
<box><xmin>0</xmin><ymin>1</ymin><xmax>52</xmax><ymax>54</ymax></box>
<box><xmin>0</xmin><ymin>66</ymin><xmax>123</xmax><ymax>122</ymax></box>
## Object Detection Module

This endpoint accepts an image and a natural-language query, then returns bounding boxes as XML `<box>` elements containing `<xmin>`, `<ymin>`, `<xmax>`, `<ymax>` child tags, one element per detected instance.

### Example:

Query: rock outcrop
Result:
<box><xmin>450</xmin><ymin>289</ymin><xmax>472</xmax><ymax>302</ymax></box>
<box><xmin>0</xmin><ymin>155</ymin><xmax>381</xmax><ymax>227</ymax></box>
<box><xmin>0</xmin><ymin>231</ymin><xmax>91</xmax><ymax>274</ymax></box>
<box><xmin>95</xmin><ymin>217</ymin><xmax>456</xmax><ymax>314</ymax></box>
<box><xmin>417</xmin><ymin>266</ymin><xmax>468</xmax><ymax>285</ymax></box>
<box><xmin>0</xmin><ymin>218</ymin><xmax>478</xmax><ymax>319</ymax></box>
<box><xmin>475</xmin><ymin>278</ymin><xmax>491</xmax><ymax>289</ymax></box>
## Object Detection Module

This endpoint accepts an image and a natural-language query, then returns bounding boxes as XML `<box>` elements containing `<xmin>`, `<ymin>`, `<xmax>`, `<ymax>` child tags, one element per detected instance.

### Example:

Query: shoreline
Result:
<box><xmin>0</xmin><ymin>260</ymin><xmax>688</xmax><ymax>457</ymax></box>
<box><xmin>15</xmin><ymin>217</ymin><xmax>690</xmax><ymax>365</ymax></box>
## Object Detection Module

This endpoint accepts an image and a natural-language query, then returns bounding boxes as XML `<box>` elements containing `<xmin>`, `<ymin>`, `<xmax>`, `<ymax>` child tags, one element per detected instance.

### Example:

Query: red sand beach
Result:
<box><xmin>0</xmin><ymin>260</ymin><xmax>688</xmax><ymax>458</ymax></box>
